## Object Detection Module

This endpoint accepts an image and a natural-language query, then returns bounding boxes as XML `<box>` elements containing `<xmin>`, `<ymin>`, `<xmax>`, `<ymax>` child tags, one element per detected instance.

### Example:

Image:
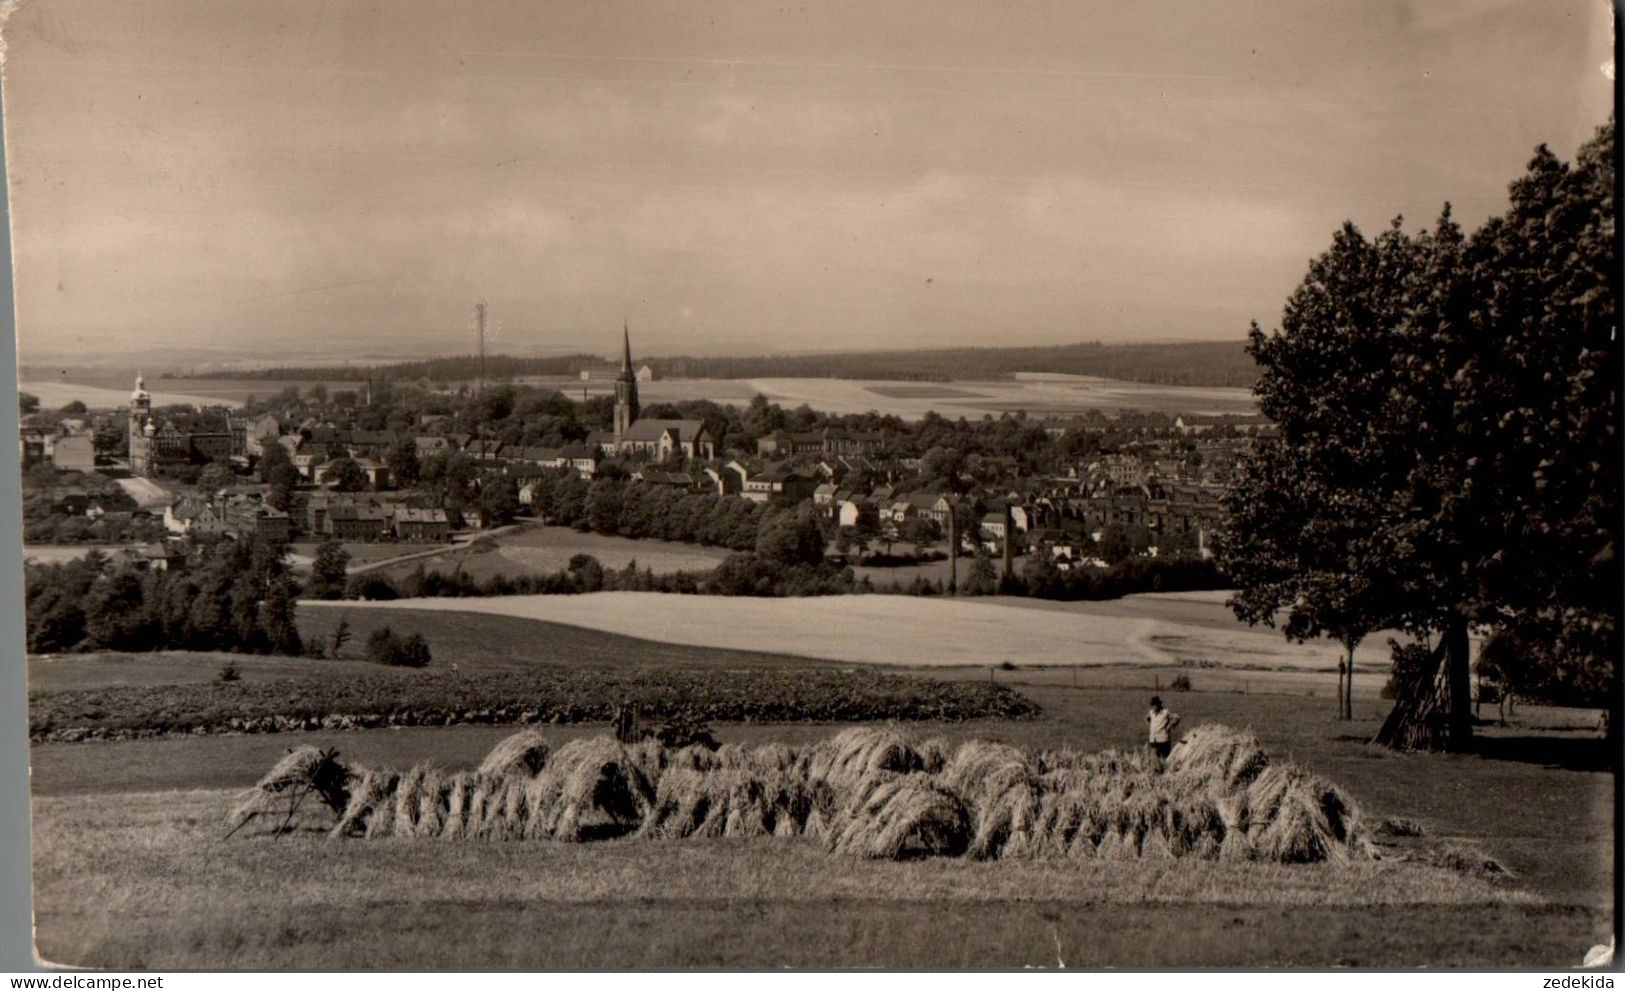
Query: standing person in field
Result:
<box><xmin>1146</xmin><ymin>695</ymin><xmax>1180</xmax><ymax>770</ymax></box>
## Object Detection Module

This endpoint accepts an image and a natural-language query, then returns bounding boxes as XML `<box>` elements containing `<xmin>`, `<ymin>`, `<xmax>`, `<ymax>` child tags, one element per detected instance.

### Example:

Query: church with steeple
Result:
<box><xmin>603</xmin><ymin>323</ymin><xmax>715</xmax><ymax>461</ymax></box>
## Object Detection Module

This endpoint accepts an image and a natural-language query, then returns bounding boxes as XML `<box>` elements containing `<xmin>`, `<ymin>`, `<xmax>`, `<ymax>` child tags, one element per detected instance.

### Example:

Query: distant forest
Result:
<box><xmin>187</xmin><ymin>339</ymin><xmax>1258</xmax><ymax>388</ymax></box>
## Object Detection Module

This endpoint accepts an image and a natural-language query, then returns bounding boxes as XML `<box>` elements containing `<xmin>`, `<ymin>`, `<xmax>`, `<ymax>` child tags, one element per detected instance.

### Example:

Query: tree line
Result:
<box><xmin>25</xmin><ymin>536</ymin><xmax>302</xmax><ymax>655</ymax></box>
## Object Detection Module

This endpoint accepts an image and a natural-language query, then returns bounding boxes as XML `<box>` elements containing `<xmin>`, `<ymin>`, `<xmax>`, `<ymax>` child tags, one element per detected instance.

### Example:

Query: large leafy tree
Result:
<box><xmin>306</xmin><ymin>540</ymin><xmax>351</xmax><ymax>601</ymax></box>
<box><xmin>1225</xmin><ymin>121</ymin><xmax>1617</xmax><ymax>750</ymax></box>
<box><xmin>258</xmin><ymin>441</ymin><xmax>300</xmax><ymax>510</ymax></box>
<box><xmin>326</xmin><ymin>457</ymin><xmax>369</xmax><ymax>492</ymax></box>
<box><xmin>385</xmin><ymin>437</ymin><xmax>421</xmax><ymax>488</ymax></box>
<box><xmin>1453</xmin><ymin>123</ymin><xmax>1619</xmax><ymax>706</ymax></box>
<box><xmin>754</xmin><ymin>505</ymin><xmax>827</xmax><ymax>568</ymax></box>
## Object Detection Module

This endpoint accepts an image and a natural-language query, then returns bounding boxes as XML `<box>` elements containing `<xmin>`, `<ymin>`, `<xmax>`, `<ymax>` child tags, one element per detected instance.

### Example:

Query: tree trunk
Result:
<box><xmin>1344</xmin><ymin>639</ymin><xmax>1360</xmax><ymax>721</ymax></box>
<box><xmin>1443</xmin><ymin>616</ymin><xmax>1473</xmax><ymax>751</ymax></box>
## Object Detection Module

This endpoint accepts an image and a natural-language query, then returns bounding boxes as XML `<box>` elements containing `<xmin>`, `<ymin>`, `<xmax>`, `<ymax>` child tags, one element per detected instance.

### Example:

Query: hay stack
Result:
<box><xmin>805</xmin><ymin>727</ymin><xmax>924</xmax><ymax>789</ymax></box>
<box><xmin>412</xmin><ymin>767</ymin><xmax>447</xmax><ymax>838</ymax></box>
<box><xmin>226</xmin><ymin>746</ymin><xmax>352</xmax><ymax>836</ymax></box>
<box><xmin>1166</xmin><ymin>725</ymin><xmax>1270</xmax><ymax>790</ymax></box>
<box><xmin>639</xmin><ymin>766</ymin><xmax>821</xmax><ymax>840</ymax></box>
<box><xmin>826</xmin><ymin>776</ymin><xmax>971</xmax><ymax>860</ymax></box>
<box><xmin>1242</xmin><ymin>766</ymin><xmax>1368</xmax><ymax>863</ymax></box>
<box><xmin>1028</xmin><ymin>787</ymin><xmax>1107</xmax><ymax>859</ymax></box>
<box><xmin>391</xmin><ymin>764</ymin><xmax>429</xmax><ymax>836</ymax></box>
<box><xmin>236</xmin><ymin>722</ymin><xmax>1377</xmax><ymax>868</ymax></box>
<box><xmin>478</xmin><ymin>730</ymin><xmax>552</xmax><ymax>777</ymax></box>
<box><xmin>523</xmin><ymin>737</ymin><xmax>654</xmax><ymax>841</ymax></box>
<box><xmin>330</xmin><ymin>768</ymin><xmax>401</xmax><ymax>838</ymax></box>
<box><xmin>938</xmin><ymin>740</ymin><xmax>1042</xmax><ymax>859</ymax></box>
<box><xmin>471</xmin><ymin>773</ymin><xmax>534</xmax><ymax>840</ymax></box>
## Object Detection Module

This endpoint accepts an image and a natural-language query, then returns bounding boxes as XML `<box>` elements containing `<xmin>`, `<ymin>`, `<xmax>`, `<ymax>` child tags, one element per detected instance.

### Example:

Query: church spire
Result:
<box><xmin>614</xmin><ymin>320</ymin><xmax>640</xmax><ymax>442</ymax></box>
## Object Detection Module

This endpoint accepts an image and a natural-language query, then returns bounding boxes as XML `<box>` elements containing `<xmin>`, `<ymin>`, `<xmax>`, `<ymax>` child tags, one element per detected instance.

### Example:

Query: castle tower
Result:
<box><xmin>129</xmin><ymin>373</ymin><xmax>153</xmax><ymax>476</ymax></box>
<box><xmin>613</xmin><ymin>320</ymin><xmax>640</xmax><ymax>442</ymax></box>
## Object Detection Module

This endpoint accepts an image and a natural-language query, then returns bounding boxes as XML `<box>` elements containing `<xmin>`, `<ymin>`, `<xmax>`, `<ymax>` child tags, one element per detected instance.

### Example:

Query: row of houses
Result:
<box><xmin>807</xmin><ymin>477</ymin><xmax>1225</xmax><ymax>550</ymax></box>
<box><xmin>164</xmin><ymin>489</ymin><xmax>454</xmax><ymax>544</ymax></box>
<box><xmin>755</xmin><ymin>428</ymin><xmax>888</xmax><ymax>459</ymax></box>
<box><xmin>164</xmin><ymin>494</ymin><xmax>295</xmax><ymax>544</ymax></box>
<box><xmin>303</xmin><ymin>493</ymin><xmax>452</xmax><ymax>542</ymax></box>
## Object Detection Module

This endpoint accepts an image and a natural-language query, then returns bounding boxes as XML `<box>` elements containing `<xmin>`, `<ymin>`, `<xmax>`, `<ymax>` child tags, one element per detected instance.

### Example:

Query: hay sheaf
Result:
<box><xmin>939</xmin><ymin>741</ymin><xmax>1042</xmax><ymax>859</ymax></box>
<box><xmin>1166</xmin><ymin>725</ymin><xmax>1270</xmax><ymax>790</ymax></box>
<box><xmin>804</xmin><ymin>727</ymin><xmax>926</xmax><ymax>789</ymax></box>
<box><xmin>523</xmin><ymin>737</ymin><xmax>655</xmax><ymax>842</ymax></box>
<box><xmin>826</xmin><ymin>776</ymin><xmax>972</xmax><ymax>860</ymax></box>
<box><xmin>639</xmin><ymin>767</ymin><xmax>828</xmax><ymax>840</ymax></box>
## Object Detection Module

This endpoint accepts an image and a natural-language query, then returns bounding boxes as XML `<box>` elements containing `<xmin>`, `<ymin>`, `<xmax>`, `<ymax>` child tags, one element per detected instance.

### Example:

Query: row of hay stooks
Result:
<box><xmin>230</xmin><ymin>724</ymin><xmax>1373</xmax><ymax>864</ymax></box>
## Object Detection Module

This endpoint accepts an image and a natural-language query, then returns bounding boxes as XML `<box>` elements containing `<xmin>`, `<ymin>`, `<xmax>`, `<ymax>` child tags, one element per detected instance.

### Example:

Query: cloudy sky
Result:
<box><xmin>2</xmin><ymin>0</ymin><xmax>1613</xmax><ymax>362</ymax></box>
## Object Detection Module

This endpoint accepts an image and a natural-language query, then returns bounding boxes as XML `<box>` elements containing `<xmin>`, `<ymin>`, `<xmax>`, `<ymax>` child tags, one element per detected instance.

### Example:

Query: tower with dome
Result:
<box><xmin>125</xmin><ymin>373</ymin><xmax>237</xmax><ymax>476</ymax></box>
<box><xmin>127</xmin><ymin>374</ymin><xmax>156</xmax><ymax>475</ymax></box>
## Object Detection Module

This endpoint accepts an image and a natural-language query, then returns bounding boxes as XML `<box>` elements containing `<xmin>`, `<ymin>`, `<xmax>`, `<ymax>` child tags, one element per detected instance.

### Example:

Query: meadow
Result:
<box><xmin>367</xmin><ymin>525</ymin><xmax>731</xmax><ymax>584</ymax></box>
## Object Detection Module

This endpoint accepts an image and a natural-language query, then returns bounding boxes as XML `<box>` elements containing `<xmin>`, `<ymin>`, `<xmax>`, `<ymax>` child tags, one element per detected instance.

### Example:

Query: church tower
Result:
<box><xmin>613</xmin><ymin>320</ymin><xmax>640</xmax><ymax>442</ymax></box>
<box><xmin>129</xmin><ymin>373</ymin><xmax>153</xmax><ymax>476</ymax></box>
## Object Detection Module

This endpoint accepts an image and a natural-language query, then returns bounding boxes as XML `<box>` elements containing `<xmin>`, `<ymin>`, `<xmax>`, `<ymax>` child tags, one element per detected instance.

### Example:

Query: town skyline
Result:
<box><xmin>3</xmin><ymin>0</ymin><xmax>1613</xmax><ymax>364</ymax></box>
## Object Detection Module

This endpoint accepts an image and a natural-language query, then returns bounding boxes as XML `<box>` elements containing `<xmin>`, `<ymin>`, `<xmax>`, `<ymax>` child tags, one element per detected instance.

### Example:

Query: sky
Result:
<box><xmin>1</xmin><ymin>0</ymin><xmax>1614</xmax><ymax>364</ymax></box>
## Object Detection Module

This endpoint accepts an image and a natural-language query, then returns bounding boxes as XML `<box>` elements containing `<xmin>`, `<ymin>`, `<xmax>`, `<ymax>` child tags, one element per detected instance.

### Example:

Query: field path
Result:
<box><xmin>306</xmin><ymin>591</ymin><xmax>1351</xmax><ymax>670</ymax></box>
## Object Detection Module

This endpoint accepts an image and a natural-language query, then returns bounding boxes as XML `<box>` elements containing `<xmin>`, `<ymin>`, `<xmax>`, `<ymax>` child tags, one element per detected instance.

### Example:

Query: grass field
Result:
<box><xmin>303</xmin><ymin>590</ymin><xmax>1383</xmax><ymax>673</ymax></box>
<box><xmin>369</xmin><ymin>525</ymin><xmax>730</xmax><ymax>584</ymax></box>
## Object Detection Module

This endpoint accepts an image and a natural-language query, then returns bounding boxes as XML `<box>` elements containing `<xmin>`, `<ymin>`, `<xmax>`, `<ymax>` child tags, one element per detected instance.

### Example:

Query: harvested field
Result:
<box><xmin>36</xmin><ymin>785</ymin><xmax>1573</xmax><ymax>968</ymax></box>
<box><xmin>741</xmin><ymin>377</ymin><xmax>1257</xmax><ymax>420</ymax></box>
<box><xmin>28</xmin><ymin>668</ymin><xmax>1038</xmax><ymax>743</ymax></box>
<box><xmin>498</xmin><ymin>375</ymin><xmax>1256</xmax><ymax>420</ymax></box>
<box><xmin>307</xmin><ymin>591</ymin><xmax>1368</xmax><ymax>671</ymax></box>
<box><xmin>28</xmin><ymin>677</ymin><xmax>1614</xmax><ymax>968</ymax></box>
